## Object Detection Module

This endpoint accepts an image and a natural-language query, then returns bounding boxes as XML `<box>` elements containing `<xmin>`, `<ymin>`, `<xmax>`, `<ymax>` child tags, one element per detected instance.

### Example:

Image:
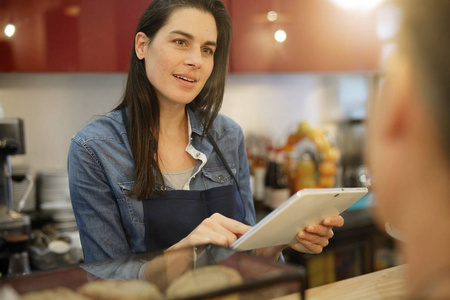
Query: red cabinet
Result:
<box><xmin>0</xmin><ymin>0</ymin><xmax>149</xmax><ymax>72</ymax></box>
<box><xmin>229</xmin><ymin>0</ymin><xmax>382</xmax><ymax>72</ymax></box>
<box><xmin>0</xmin><ymin>0</ymin><xmax>381</xmax><ymax>72</ymax></box>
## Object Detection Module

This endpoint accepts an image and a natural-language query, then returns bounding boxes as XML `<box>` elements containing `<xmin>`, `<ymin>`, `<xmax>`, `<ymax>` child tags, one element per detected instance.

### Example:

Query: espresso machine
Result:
<box><xmin>0</xmin><ymin>118</ymin><xmax>31</xmax><ymax>277</ymax></box>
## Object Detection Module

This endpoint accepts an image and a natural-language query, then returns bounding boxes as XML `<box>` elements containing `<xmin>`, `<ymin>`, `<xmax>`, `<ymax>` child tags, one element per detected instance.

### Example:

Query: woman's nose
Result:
<box><xmin>186</xmin><ymin>49</ymin><xmax>203</xmax><ymax>69</ymax></box>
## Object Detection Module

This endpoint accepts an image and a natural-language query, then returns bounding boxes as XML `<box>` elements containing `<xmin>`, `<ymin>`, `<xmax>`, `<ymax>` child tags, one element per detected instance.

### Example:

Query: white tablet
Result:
<box><xmin>231</xmin><ymin>187</ymin><xmax>368</xmax><ymax>251</ymax></box>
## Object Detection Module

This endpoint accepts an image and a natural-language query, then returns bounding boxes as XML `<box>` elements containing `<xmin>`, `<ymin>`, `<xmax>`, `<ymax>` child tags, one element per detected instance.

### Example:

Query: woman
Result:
<box><xmin>68</xmin><ymin>0</ymin><xmax>342</xmax><ymax>265</ymax></box>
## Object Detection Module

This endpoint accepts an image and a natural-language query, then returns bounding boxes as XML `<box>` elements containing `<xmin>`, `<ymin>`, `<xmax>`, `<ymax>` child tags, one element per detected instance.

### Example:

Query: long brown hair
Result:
<box><xmin>114</xmin><ymin>0</ymin><xmax>232</xmax><ymax>200</ymax></box>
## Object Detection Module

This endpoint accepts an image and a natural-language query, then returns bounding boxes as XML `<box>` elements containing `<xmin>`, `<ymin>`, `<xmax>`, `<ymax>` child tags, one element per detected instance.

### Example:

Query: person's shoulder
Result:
<box><xmin>71</xmin><ymin>110</ymin><xmax>126</xmax><ymax>145</ymax></box>
<box><xmin>210</xmin><ymin>113</ymin><xmax>243</xmax><ymax>137</ymax></box>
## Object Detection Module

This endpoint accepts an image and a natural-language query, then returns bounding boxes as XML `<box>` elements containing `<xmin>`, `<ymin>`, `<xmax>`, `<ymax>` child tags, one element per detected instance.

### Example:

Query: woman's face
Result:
<box><xmin>135</xmin><ymin>8</ymin><xmax>218</xmax><ymax>107</ymax></box>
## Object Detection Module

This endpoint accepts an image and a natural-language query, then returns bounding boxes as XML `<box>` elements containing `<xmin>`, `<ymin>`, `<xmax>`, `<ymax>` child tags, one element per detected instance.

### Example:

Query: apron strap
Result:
<box><xmin>207</xmin><ymin>133</ymin><xmax>241</xmax><ymax>193</ymax></box>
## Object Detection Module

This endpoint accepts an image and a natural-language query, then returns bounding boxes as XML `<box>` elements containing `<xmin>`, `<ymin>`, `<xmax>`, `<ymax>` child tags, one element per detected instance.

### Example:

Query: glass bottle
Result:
<box><xmin>270</xmin><ymin>150</ymin><xmax>291</xmax><ymax>209</ymax></box>
<box><xmin>6</xmin><ymin>234</ymin><xmax>31</xmax><ymax>277</ymax></box>
<box><xmin>252</xmin><ymin>154</ymin><xmax>267</xmax><ymax>210</ymax></box>
<box><xmin>264</xmin><ymin>147</ymin><xmax>277</xmax><ymax>210</ymax></box>
<box><xmin>295</xmin><ymin>152</ymin><xmax>317</xmax><ymax>190</ymax></box>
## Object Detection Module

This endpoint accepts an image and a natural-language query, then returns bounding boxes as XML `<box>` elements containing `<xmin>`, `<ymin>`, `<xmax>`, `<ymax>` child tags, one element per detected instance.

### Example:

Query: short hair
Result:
<box><xmin>397</xmin><ymin>0</ymin><xmax>450</xmax><ymax>159</ymax></box>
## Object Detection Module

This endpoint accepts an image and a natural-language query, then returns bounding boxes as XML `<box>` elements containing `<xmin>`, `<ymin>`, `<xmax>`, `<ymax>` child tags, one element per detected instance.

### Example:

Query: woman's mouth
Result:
<box><xmin>173</xmin><ymin>74</ymin><xmax>197</xmax><ymax>83</ymax></box>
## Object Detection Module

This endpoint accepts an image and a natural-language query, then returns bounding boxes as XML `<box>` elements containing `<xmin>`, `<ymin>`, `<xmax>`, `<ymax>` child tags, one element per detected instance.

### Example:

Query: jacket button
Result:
<box><xmin>195</xmin><ymin>153</ymin><xmax>200</xmax><ymax>158</ymax></box>
<box><xmin>218</xmin><ymin>175</ymin><xmax>224</xmax><ymax>181</ymax></box>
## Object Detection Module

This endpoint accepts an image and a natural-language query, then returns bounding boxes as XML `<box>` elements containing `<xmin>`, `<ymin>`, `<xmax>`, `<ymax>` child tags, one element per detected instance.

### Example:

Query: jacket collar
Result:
<box><xmin>186</xmin><ymin>107</ymin><xmax>204</xmax><ymax>137</ymax></box>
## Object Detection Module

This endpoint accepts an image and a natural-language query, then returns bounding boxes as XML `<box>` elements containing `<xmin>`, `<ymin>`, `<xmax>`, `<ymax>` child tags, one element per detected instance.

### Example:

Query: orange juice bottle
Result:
<box><xmin>295</xmin><ymin>153</ymin><xmax>317</xmax><ymax>190</ymax></box>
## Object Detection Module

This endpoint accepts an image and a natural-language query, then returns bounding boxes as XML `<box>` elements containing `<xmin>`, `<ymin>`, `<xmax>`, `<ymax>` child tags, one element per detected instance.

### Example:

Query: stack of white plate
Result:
<box><xmin>38</xmin><ymin>170</ymin><xmax>77</xmax><ymax>232</ymax></box>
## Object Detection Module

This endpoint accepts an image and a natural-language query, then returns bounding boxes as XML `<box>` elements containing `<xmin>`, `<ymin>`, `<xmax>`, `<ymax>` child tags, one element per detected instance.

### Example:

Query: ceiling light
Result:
<box><xmin>4</xmin><ymin>24</ymin><xmax>15</xmax><ymax>37</ymax></box>
<box><xmin>329</xmin><ymin>0</ymin><xmax>385</xmax><ymax>11</ymax></box>
<box><xmin>267</xmin><ymin>11</ymin><xmax>278</xmax><ymax>22</ymax></box>
<box><xmin>274</xmin><ymin>30</ymin><xmax>287</xmax><ymax>43</ymax></box>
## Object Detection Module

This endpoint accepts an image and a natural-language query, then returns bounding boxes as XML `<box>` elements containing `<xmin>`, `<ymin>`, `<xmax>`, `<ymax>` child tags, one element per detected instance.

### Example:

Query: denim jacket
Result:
<box><xmin>68</xmin><ymin>108</ymin><xmax>256</xmax><ymax>264</ymax></box>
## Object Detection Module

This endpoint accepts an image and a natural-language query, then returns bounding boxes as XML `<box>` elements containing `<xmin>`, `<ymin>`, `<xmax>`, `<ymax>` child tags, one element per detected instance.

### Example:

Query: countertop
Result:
<box><xmin>276</xmin><ymin>264</ymin><xmax>407</xmax><ymax>300</ymax></box>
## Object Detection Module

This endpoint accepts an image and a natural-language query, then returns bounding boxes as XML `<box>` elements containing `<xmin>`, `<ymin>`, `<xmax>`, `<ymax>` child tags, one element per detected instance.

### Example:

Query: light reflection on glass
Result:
<box><xmin>64</xmin><ymin>5</ymin><xmax>81</xmax><ymax>17</ymax></box>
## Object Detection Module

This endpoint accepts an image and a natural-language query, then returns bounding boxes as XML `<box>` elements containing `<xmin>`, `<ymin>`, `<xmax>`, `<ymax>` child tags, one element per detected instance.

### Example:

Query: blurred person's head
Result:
<box><xmin>367</xmin><ymin>0</ymin><xmax>450</xmax><ymax>296</ymax></box>
<box><xmin>368</xmin><ymin>0</ymin><xmax>450</xmax><ymax>233</ymax></box>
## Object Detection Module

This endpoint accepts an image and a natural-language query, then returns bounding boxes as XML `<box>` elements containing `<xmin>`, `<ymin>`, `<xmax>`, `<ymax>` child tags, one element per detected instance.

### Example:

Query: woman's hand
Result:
<box><xmin>289</xmin><ymin>215</ymin><xmax>344</xmax><ymax>254</ymax></box>
<box><xmin>168</xmin><ymin>213</ymin><xmax>252</xmax><ymax>251</ymax></box>
<box><xmin>257</xmin><ymin>215</ymin><xmax>345</xmax><ymax>260</ymax></box>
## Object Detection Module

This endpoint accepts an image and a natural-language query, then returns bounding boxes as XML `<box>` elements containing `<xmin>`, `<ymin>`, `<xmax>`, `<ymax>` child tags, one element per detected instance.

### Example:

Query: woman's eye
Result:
<box><xmin>174</xmin><ymin>40</ymin><xmax>186</xmax><ymax>46</ymax></box>
<box><xmin>202</xmin><ymin>48</ymin><xmax>214</xmax><ymax>55</ymax></box>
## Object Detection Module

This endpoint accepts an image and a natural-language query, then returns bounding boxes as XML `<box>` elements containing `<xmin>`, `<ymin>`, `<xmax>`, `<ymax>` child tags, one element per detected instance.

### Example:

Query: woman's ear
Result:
<box><xmin>135</xmin><ymin>32</ymin><xmax>149</xmax><ymax>60</ymax></box>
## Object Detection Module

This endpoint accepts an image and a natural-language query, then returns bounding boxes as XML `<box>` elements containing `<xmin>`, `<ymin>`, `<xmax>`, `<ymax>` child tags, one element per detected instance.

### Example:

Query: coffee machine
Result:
<box><xmin>0</xmin><ymin>118</ymin><xmax>31</xmax><ymax>276</ymax></box>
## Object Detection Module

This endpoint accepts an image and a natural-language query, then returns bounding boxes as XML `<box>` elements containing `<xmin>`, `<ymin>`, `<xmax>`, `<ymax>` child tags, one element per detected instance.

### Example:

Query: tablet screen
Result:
<box><xmin>231</xmin><ymin>187</ymin><xmax>368</xmax><ymax>251</ymax></box>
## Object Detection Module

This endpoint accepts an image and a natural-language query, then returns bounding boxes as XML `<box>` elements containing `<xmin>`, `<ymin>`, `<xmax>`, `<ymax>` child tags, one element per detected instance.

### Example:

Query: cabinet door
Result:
<box><xmin>0</xmin><ymin>0</ymin><xmax>149</xmax><ymax>72</ymax></box>
<box><xmin>230</xmin><ymin>0</ymin><xmax>382</xmax><ymax>72</ymax></box>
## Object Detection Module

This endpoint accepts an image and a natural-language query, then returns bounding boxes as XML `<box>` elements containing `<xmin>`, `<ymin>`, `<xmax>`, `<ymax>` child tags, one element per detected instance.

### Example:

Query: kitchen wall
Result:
<box><xmin>0</xmin><ymin>72</ymin><xmax>377</xmax><ymax>177</ymax></box>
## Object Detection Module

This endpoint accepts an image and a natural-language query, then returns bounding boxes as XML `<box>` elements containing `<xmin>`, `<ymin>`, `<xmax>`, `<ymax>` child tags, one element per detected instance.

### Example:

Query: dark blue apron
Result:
<box><xmin>142</xmin><ymin>134</ymin><xmax>246</xmax><ymax>252</ymax></box>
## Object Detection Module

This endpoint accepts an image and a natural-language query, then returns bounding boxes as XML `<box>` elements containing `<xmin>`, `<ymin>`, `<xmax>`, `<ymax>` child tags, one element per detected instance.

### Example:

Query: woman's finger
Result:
<box><xmin>199</xmin><ymin>217</ymin><xmax>241</xmax><ymax>246</ymax></box>
<box><xmin>304</xmin><ymin>224</ymin><xmax>334</xmax><ymax>238</ymax></box>
<box><xmin>210</xmin><ymin>213</ymin><xmax>252</xmax><ymax>235</ymax></box>
<box><xmin>297</xmin><ymin>231</ymin><xmax>330</xmax><ymax>247</ymax></box>
<box><xmin>186</xmin><ymin>213</ymin><xmax>252</xmax><ymax>248</ymax></box>
<box><xmin>187</xmin><ymin>228</ymin><xmax>232</xmax><ymax>247</ymax></box>
<box><xmin>322</xmin><ymin>215</ymin><xmax>344</xmax><ymax>227</ymax></box>
<box><xmin>290</xmin><ymin>239</ymin><xmax>324</xmax><ymax>254</ymax></box>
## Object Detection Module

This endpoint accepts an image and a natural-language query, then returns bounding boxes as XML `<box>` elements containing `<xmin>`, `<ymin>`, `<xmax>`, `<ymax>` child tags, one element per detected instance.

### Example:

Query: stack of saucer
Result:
<box><xmin>38</xmin><ymin>170</ymin><xmax>77</xmax><ymax>232</ymax></box>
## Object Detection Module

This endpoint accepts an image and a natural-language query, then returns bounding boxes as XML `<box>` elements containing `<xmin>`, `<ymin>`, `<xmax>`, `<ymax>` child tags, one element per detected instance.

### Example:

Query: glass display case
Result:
<box><xmin>1</xmin><ymin>244</ymin><xmax>306</xmax><ymax>299</ymax></box>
